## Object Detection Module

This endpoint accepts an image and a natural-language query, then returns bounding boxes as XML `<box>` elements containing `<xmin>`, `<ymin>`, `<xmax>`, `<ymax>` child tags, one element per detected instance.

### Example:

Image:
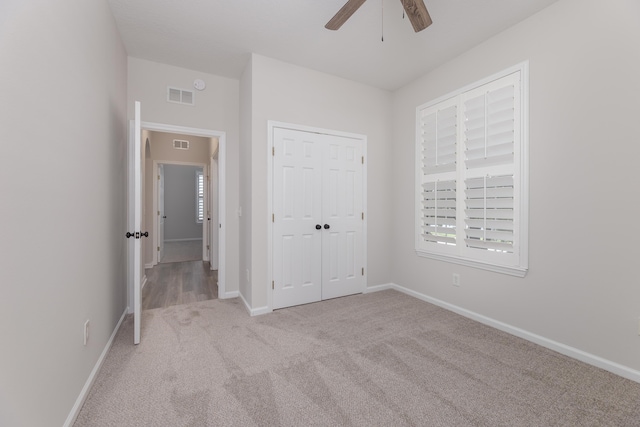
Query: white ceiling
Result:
<box><xmin>108</xmin><ymin>0</ymin><xmax>559</xmax><ymax>91</ymax></box>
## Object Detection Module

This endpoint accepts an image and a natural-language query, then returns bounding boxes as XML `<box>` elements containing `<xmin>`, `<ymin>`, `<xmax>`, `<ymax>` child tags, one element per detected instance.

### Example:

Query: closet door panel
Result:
<box><xmin>321</xmin><ymin>135</ymin><xmax>364</xmax><ymax>300</ymax></box>
<box><xmin>273</xmin><ymin>128</ymin><xmax>323</xmax><ymax>309</ymax></box>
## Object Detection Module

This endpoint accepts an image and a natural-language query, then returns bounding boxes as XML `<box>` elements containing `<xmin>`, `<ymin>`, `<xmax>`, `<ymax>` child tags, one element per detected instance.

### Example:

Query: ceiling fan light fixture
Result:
<box><xmin>325</xmin><ymin>0</ymin><xmax>432</xmax><ymax>33</ymax></box>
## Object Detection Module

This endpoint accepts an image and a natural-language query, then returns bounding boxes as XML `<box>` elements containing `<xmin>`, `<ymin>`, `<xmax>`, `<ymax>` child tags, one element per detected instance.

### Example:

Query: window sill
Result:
<box><xmin>415</xmin><ymin>249</ymin><xmax>528</xmax><ymax>278</ymax></box>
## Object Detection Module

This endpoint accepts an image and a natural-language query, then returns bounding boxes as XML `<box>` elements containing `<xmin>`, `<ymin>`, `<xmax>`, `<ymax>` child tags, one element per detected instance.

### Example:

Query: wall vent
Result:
<box><xmin>167</xmin><ymin>87</ymin><xmax>195</xmax><ymax>106</ymax></box>
<box><xmin>173</xmin><ymin>139</ymin><xmax>190</xmax><ymax>150</ymax></box>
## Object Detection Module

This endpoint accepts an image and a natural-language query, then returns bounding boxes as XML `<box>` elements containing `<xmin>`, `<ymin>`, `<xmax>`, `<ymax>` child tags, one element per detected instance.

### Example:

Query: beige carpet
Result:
<box><xmin>160</xmin><ymin>240</ymin><xmax>202</xmax><ymax>263</ymax></box>
<box><xmin>74</xmin><ymin>290</ymin><xmax>640</xmax><ymax>426</ymax></box>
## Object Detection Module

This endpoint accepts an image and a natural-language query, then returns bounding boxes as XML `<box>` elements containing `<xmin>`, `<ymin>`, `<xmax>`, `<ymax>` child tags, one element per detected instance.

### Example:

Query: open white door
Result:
<box><xmin>209</xmin><ymin>153</ymin><xmax>219</xmax><ymax>270</ymax></box>
<box><xmin>133</xmin><ymin>101</ymin><xmax>142</xmax><ymax>345</ymax></box>
<box><xmin>157</xmin><ymin>164</ymin><xmax>165</xmax><ymax>263</ymax></box>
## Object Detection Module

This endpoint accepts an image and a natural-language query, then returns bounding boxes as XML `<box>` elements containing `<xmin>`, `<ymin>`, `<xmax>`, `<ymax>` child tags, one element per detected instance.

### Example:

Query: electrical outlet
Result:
<box><xmin>246</xmin><ymin>268</ymin><xmax>250</xmax><ymax>283</ymax></box>
<box><xmin>452</xmin><ymin>273</ymin><xmax>460</xmax><ymax>287</ymax></box>
<box><xmin>84</xmin><ymin>320</ymin><xmax>90</xmax><ymax>346</ymax></box>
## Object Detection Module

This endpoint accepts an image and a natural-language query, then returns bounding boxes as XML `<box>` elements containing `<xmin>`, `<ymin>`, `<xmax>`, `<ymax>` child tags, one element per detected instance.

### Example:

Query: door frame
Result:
<box><xmin>127</xmin><ymin>121</ymin><xmax>228</xmax><ymax>312</ymax></box>
<box><xmin>152</xmin><ymin>160</ymin><xmax>208</xmax><ymax>265</ymax></box>
<box><xmin>266</xmin><ymin>121</ymin><xmax>368</xmax><ymax>312</ymax></box>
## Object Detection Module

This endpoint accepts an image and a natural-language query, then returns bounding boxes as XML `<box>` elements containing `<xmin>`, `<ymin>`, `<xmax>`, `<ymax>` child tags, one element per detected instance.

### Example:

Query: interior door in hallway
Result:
<box><xmin>272</xmin><ymin>127</ymin><xmax>364</xmax><ymax>309</ymax></box>
<box><xmin>158</xmin><ymin>163</ymin><xmax>165</xmax><ymax>263</ymax></box>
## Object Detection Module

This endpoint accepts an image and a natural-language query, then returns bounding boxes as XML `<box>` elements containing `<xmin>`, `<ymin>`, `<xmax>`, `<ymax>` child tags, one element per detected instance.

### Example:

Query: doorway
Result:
<box><xmin>267</xmin><ymin>122</ymin><xmax>368</xmax><ymax>311</ymax></box>
<box><xmin>155</xmin><ymin>162</ymin><xmax>206</xmax><ymax>264</ymax></box>
<box><xmin>127</xmin><ymin>121</ymin><xmax>227</xmax><ymax>316</ymax></box>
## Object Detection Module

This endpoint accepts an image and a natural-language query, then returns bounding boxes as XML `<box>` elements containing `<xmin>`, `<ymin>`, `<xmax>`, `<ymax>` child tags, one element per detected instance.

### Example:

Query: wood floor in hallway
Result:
<box><xmin>142</xmin><ymin>261</ymin><xmax>218</xmax><ymax>310</ymax></box>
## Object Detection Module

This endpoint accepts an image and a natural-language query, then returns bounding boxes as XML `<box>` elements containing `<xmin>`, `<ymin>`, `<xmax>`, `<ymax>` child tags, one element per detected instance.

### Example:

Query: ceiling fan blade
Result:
<box><xmin>325</xmin><ymin>0</ymin><xmax>368</xmax><ymax>30</ymax></box>
<box><xmin>401</xmin><ymin>0</ymin><xmax>432</xmax><ymax>32</ymax></box>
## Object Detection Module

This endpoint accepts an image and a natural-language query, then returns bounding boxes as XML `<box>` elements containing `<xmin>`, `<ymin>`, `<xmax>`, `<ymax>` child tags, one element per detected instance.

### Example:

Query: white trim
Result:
<box><xmin>415</xmin><ymin>250</ymin><xmax>527</xmax><ymax>277</ymax></box>
<box><xmin>239</xmin><ymin>292</ymin><xmax>270</xmax><ymax>317</ymax></box>
<box><xmin>267</xmin><ymin>120</ymin><xmax>368</xmax><ymax>312</ymax></box>
<box><xmin>144</xmin><ymin>263</ymin><xmax>154</xmax><ymax>269</ymax></box>
<box><xmin>140</xmin><ymin>275</ymin><xmax>147</xmax><ymax>294</ymax></box>
<box><xmin>367</xmin><ymin>283</ymin><xmax>640</xmax><ymax>384</ymax></box>
<box><xmin>163</xmin><ymin>238</ymin><xmax>203</xmax><ymax>242</ymax></box>
<box><xmin>63</xmin><ymin>308</ymin><xmax>127</xmax><ymax>427</ymax></box>
<box><xmin>220</xmin><ymin>290</ymin><xmax>239</xmax><ymax>299</ymax></box>
<box><xmin>363</xmin><ymin>283</ymin><xmax>393</xmax><ymax>293</ymax></box>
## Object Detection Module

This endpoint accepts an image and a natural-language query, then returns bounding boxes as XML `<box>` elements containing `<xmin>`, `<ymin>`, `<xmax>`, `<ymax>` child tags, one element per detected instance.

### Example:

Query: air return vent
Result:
<box><xmin>173</xmin><ymin>139</ymin><xmax>189</xmax><ymax>150</ymax></box>
<box><xmin>167</xmin><ymin>87</ymin><xmax>195</xmax><ymax>106</ymax></box>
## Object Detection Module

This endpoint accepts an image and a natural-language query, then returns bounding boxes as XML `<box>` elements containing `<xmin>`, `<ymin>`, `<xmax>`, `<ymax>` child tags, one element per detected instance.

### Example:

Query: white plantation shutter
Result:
<box><xmin>415</xmin><ymin>64</ymin><xmax>528</xmax><ymax>277</ymax></box>
<box><xmin>421</xmin><ymin>104</ymin><xmax>457</xmax><ymax>174</ymax></box>
<box><xmin>464</xmin><ymin>175</ymin><xmax>514</xmax><ymax>252</ymax></box>
<box><xmin>421</xmin><ymin>180</ymin><xmax>456</xmax><ymax>245</ymax></box>
<box><xmin>417</xmin><ymin>98</ymin><xmax>459</xmax><ymax>252</ymax></box>
<box><xmin>196</xmin><ymin>170</ymin><xmax>204</xmax><ymax>223</ymax></box>
<box><xmin>463</xmin><ymin>84</ymin><xmax>515</xmax><ymax>169</ymax></box>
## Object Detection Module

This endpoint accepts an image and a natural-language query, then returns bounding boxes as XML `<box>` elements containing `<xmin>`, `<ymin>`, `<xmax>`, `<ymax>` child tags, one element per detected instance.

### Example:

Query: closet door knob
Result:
<box><xmin>324</xmin><ymin>224</ymin><xmax>330</xmax><ymax>230</ymax></box>
<box><xmin>315</xmin><ymin>224</ymin><xmax>322</xmax><ymax>230</ymax></box>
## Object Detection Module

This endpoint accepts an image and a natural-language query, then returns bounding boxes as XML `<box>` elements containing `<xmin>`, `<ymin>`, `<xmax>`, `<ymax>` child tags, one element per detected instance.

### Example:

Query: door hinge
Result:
<box><xmin>362</xmin><ymin>268</ymin><xmax>364</xmax><ymax>276</ymax></box>
<box><xmin>157</xmin><ymin>246</ymin><xmax>160</xmax><ymax>252</ymax></box>
<box><xmin>272</xmin><ymin>280</ymin><xmax>275</xmax><ymax>290</ymax></box>
<box><xmin>157</xmin><ymin>175</ymin><xmax>160</xmax><ymax>180</ymax></box>
<box><xmin>362</xmin><ymin>212</ymin><xmax>364</xmax><ymax>220</ymax></box>
<box><xmin>207</xmin><ymin>245</ymin><xmax>210</xmax><ymax>250</ymax></box>
<box><xmin>272</xmin><ymin>213</ymin><xmax>275</xmax><ymax>222</ymax></box>
<box><xmin>362</xmin><ymin>156</ymin><xmax>364</xmax><ymax>164</ymax></box>
<box><xmin>272</xmin><ymin>146</ymin><xmax>275</xmax><ymax>156</ymax></box>
<box><xmin>157</xmin><ymin>210</ymin><xmax>160</xmax><ymax>216</ymax></box>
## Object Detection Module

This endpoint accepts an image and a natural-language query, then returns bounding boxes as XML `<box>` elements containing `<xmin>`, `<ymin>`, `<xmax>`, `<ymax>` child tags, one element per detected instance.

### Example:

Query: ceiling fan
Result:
<box><xmin>325</xmin><ymin>0</ymin><xmax>433</xmax><ymax>32</ymax></box>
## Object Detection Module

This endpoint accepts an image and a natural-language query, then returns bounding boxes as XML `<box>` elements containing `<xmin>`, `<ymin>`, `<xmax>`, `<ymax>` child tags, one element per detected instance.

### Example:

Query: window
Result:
<box><xmin>415</xmin><ymin>63</ymin><xmax>528</xmax><ymax>277</ymax></box>
<box><xmin>196</xmin><ymin>170</ymin><xmax>204</xmax><ymax>223</ymax></box>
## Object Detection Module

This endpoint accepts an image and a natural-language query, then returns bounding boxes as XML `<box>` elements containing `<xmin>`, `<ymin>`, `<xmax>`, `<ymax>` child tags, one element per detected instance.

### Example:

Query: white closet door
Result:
<box><xmin>272</xmin><ymin>128</ymin><xmax>323</xmax><ymax>309</ymax></box>
<box><xmin>321</xmin><ymin>135</ymin><xmax>364</xmax><ymax>300</ymax></box>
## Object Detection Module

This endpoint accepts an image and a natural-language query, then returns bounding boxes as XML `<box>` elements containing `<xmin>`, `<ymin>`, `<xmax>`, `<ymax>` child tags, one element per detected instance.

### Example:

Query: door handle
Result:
<box><xmin>324</xmin><ymin>224</ymin><xmax>330</xmax><ymax>230</ymax></box>
<box><xmin>315</xmin><ymin>224</ymin><xmax>322</xmax><ymax>230</ymax></box>
<box><xmin>163</xmin><ymin>215</ymin><xmax>167</xmax><ymax>219</ymax></box>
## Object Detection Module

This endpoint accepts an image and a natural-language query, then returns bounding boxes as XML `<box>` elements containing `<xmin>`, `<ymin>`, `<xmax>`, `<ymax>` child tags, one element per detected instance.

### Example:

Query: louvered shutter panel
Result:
<box><xmin>462</xmin><ymin>72</ymin><xmax>520</xmax><ymax>258</ymax></box>
<box><xmin>421</xmin><ymin>105</ymin><xmax>457</xmax><ymax>174</ymax></box>
<box><xmin>196</xmin><ymin>171</ymin><xmax>204</xmax><ymax>222</ymax></box>
<box><xmin>464</xmin><ymin>83</ymin><xmax>515</xmax><ymax>169</ymax></box>
<box><xmin>464</xmin><ymin>175</ymin><xmax>514</xmax><ymax>252</ymax></box>
<box><xmin>421</xmin><ymin>180</ymin><xmax>456</xmax><ymax>245</ymax></box>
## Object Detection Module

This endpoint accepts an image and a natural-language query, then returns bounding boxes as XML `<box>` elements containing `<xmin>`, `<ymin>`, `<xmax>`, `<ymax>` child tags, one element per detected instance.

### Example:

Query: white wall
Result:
<box><xmin>391</xmin><ymin>0</ymin><xmax>640</xmax><ymax>373</ymax></box>
<box><xmin>243</xmin><ymin>54</ymin><xmax>393</xmax><ymax>310</ymax></box>
<box><xmin>0</xmin><ymin>0</ymin><xmax>128</xmax><ymax>425</ymax></box>
<box><xmin>128</xmin><ymin>57</ymin><xmax>240</xmax><ymax>293</ymax></box>
<box><xmin>163</xmin><ymin>164</ymin><xmax>203</xmax><ymax>240</ymax></box>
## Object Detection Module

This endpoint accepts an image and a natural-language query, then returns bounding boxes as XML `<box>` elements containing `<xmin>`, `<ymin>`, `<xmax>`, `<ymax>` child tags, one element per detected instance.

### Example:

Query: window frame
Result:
<box><xmin>414</xmin><ymin>62</ymin><xmax>529</xmax><ymax>277</ymax></box>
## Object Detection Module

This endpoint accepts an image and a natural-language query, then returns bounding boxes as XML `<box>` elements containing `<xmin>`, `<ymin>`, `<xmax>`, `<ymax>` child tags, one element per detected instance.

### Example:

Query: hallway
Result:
<box><xmin>142</xmin><ymin>261</ymin><xmax>218</xmax><ymax>310</ymax></box>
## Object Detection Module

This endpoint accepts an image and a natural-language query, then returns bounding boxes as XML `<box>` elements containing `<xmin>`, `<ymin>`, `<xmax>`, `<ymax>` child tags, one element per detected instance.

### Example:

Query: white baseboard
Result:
<box><xmin>64</xmin><ymin>308</ymin><xmax>127</xmax><ymax>427</ymax></box>
<box><xmin>364</xmin><ymin>283</ymin><xmax>393</xmax><ymax>293</ymax></box>
<box><xmin>141</xmin><ymin>275</ymin><xmax>147</xmax><ymax>292</ymax></box>
<box><xmin>164</xmin><ymin>238</ymin><xmax>203</xmax><ymax>242</ymax></box>
<box><xmin>220</xmin><ymin>290</ymin><xmax>239</xmax><ymax>300</ymax></box>
<box><xmin>369</xmin><ymin>283</ymin><xmax>640</xmax><ymax>384</ymax></box>
<box><xmin>239</xmin><ymin>292</ymin><xmax>270</xmax><ymax>316</ymax></box>
<box><xmin>144</xmin><ymin>262</ymin><xmax>154</xmax><ymax>269</ymax></box>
